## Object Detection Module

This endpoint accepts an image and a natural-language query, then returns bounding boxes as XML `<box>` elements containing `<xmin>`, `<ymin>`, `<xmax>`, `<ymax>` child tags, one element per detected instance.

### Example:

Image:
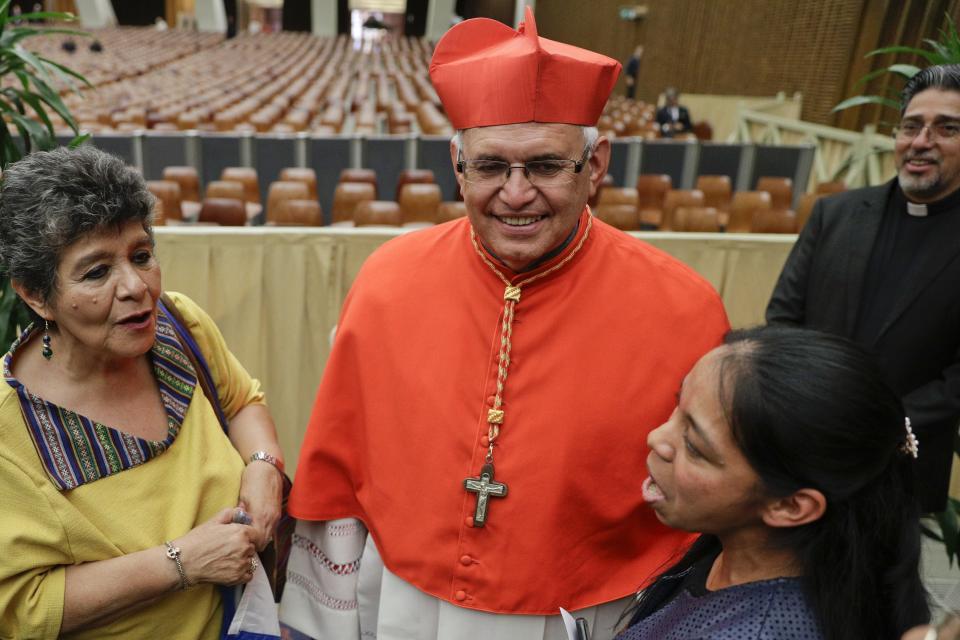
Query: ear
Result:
<box><xmin>761</xmin><ymin>488</ymin><xmax>826</xmax><ymax>529</ymax></box>
<box><xmin>449</xmin><ymin>136</ymin><xmax>466</xmax><ymax>197</ymax></box>
<box><xmin>11</xmin><ymin>280</ymin><xmax>53</xmax><ymax>321</ymax></box>
<box><xmin>587</xmin><ymin>136</ymin><xmax>611</xmax><ymax>199</ymax></box>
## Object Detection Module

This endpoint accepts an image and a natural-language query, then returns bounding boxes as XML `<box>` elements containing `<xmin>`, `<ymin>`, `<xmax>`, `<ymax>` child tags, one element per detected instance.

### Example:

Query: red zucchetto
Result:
<box><xmin>429</xmin><ymin>7</ymin><xmax>621</xmax><ymax>130</ymax></box>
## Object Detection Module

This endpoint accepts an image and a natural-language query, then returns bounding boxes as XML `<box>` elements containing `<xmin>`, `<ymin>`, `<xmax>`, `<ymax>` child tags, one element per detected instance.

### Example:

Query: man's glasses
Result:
<box><xmin>895</xmin><ymin>119</ymin><xmax>960</xmax><ymax>141</ymax></box>
<box><xmin>457</xmin><ymin>148</ymin><xmax>591</xmax><ymax>188</ymax></box>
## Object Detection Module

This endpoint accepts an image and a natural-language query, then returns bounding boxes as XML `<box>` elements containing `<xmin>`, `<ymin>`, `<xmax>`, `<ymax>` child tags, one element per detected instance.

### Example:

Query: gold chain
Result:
<box><xmin>469</xmin><ymin>215</ymin><xmax>593</xmax><ymax>462</ymax></box>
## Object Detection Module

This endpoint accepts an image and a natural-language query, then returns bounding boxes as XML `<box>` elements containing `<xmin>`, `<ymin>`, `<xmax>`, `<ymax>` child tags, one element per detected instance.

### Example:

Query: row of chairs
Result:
<box><xmin>39</xmin><ymin>28</ymin><xmax>449</xmax><ymax>137</ymax></box>
<box><xmin>149</xmin><ymin>165</ymin><xmax>459</xmax><ymax>227</ymax></box>
<box><xmin>592</xmin><ymin>174</ymin><xmax>844</xmax><ymax>233</ymax></box>
<box><xmin>600</xmin><ymin>95</ymin><xmax>711</xmax><ymax>141</ymax></box>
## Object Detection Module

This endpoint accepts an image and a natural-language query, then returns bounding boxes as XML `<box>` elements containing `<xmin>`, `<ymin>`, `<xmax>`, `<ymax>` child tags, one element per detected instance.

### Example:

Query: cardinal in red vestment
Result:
<box><xmin>281</xmin><ymin>8</ymin><xmax>730</xmax><ymax>639</ymax></box>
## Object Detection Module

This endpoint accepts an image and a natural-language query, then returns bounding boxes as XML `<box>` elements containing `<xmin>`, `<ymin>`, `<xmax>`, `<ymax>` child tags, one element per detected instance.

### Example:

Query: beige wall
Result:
<box><xmin>532</xmin><ymin>0</ymin><xmax>960</xmax><ymax>130</ymax></box>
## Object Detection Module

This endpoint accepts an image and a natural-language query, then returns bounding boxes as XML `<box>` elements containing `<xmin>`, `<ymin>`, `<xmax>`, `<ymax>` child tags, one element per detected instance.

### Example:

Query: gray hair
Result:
<box><xmin>901</xmin><ymin>64</ymin><xmax>960</xmax><ymax>114</ymax></box>
<box><xmin>0</xmin><ymin>145</ymin><xmax>154</xmax><ymax>303</ymax></box>
<box><xmin>452</xmin><ymin>125</ymin><xmax>600</xmax><ymax>157</ymax></box>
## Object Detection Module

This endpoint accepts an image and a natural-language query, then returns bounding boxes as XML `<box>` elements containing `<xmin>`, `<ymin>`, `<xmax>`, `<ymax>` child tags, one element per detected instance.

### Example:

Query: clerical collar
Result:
<box><xmin>480</xmin><ymin>219</ymin><xmax>581</xmax><ymax>273</ymax></box>
<box><xmin>897</xmin><ymin>182</ymin><xmax>960</xmax><ymax>217</ymax></box>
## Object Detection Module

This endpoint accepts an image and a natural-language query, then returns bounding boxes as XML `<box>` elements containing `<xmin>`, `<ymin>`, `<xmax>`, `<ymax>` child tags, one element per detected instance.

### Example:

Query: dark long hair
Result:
<box><xmin>629</xmin><ymin>325</ymin><xmax>929</xmax><ymax>640</ymax></box>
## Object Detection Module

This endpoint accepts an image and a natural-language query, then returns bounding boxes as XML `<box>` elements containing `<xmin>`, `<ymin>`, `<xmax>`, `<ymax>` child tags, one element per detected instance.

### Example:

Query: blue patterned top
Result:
<box><xmin>616</xmin><ymin>551</ymin><xmax>823</xmax><ymax>640</ymax></box>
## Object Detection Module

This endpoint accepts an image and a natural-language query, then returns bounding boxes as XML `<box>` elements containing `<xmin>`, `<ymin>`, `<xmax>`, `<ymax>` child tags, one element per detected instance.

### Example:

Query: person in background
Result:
<box><xmin>625</xmin><ymin>45</ymin><xmax>644</xmax><ymax>100</ymax></box>
<box><xmin>656</xmin><ymin>87</ymin><xmax>693</xmax><ymax>137</ymax></box>
<box><xmin>617</xmin><ymin>325</ymin><xmax>929</xmax><ymax>640</ymax></box>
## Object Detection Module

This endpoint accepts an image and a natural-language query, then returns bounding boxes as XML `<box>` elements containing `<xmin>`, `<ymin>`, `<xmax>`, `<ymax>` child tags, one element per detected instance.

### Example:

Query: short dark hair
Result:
<box><xmin>0</xmin><ymin>145</ymin><xmax>154</xmax><ymax>304</ymax></box>
<box><xmin>901</xmin><ymin>63</ymin><xmax>960</xmax><ymax>114</ymax></box>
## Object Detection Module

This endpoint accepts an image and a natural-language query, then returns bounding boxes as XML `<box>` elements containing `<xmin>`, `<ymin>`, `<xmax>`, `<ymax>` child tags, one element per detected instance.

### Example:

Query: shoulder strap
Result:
<box><xmin>158</xmin><ymin>293</ymin><xmax>229</xmax><ymax>434</ymax></box>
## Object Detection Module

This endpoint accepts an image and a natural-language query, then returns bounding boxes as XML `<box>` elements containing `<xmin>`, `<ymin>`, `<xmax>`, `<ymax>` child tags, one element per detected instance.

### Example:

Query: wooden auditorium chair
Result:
<box><xmin>726</xmin><ymin>191</ymin><xmax>773</xmax><ymax>233</ymax></box>
<box><xmin>594</xmin><ymin>204</ymin><xmax>640</xmax><ymax>231</ymax></box>
<box><xmin>815</xmin><ymin>181</ymin><xmax>846</xmax><ymax>195</ymax></box>
<box><xmin>220</xmin><ymin>167</ymin><xmax>263</xmax><ymax>220</ymax></box>
<box><xmin>398</xmin><ymin>183</ymin><xmax>442</xmax><ymax>226</ymax></box>
<box><xmin>353</xmin><ymin>200</ymin><xmax>402</xmax><ymax>227</ymax></box>
<box><xmin>146</xmin><ymin>180</ymin><xmax>184</xmax><ymax>222</ymax></box>
<box><xmin>279</xmin><ymin>167</ymin><xmax>319</xmax><ymax>200</ymax></box>
<box><xmin>636</xmin><ymin>174</ymin><xmax>672</xmax><ymax>228</ymax></box>
<box><xmin>198</xmin><ymin>198</ymin><xmax>247</xmax><ymax>226</ymax></box>
<box><xmin>695</xmin><ymin>175</ymin><xmax>732</xmax><ymax>224</ymax></box>
<box><xmin>266</xmin><ymin>181</ymin><xmax>311</xmax><ymax>225</ymax></box>
<box><xmin>163</xmin><ymin>166</ymin><xmax>202</xmax><ymax>219</ymax></box>
<box><xmin>269</xmin><ymin>199</ymin><xmax>324</xmax><ymax>226</ymax></box>
<box><xmin>751</xmin><ymin>208</ymin><xmax>798</xmax><ymax>234</ymax></box>
<box><xmin>660</xmin><ymin>189</ymin><xmax>705</xmax><ymax>231</ymax></box>
<box><xmin>395</xmin><ymin>169</ymin><xmax>435</xmax><ymax>201</ymax></box>
<box><xmin>589</xmin><ymin>174</ymin><xmax>615</xmax><ymax>209</ymax></box>
<box><xmin>672</xmin><ymin>206</ymin><xmax>721</xmax><ymax>232</ymax></box>
<box><xmin>597</xmin><ymin>186</ymin><xmax>639</xmax><ymax>208</ymax></box>
<box><xmin>339</xmin><ymin>168</ymin><xmax>379</xmax><ymax>197</ymax></box>
<box><xmin>221</xmin><ymin>167</ymin><xmax>261</xmax><ymax>203</ymax></box>
<box><xmin>332</xmin><ymin>182</ymin><xmax>377</xmax><ymax>225</ymax></box>
<box><xmin>437</xmin><ymin>201</ymin><xmax>467</xmax><ymax>223</ymax></box>
<box><xmin>795</xmin><ymin>193</ymin><xmax>822</xmax><ymax>231</ymax></box>
<box><xmin>756</xmin><ymin>176</ymin><xmax>793</xmax><ymax>210</ymax></box>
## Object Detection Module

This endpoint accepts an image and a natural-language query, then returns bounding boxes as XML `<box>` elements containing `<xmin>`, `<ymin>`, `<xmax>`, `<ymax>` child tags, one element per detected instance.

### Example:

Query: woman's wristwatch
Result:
<box><xmin>248</xmin><ymin>450</ymin><xmax>285</xmax><ymax>474</ymax></box>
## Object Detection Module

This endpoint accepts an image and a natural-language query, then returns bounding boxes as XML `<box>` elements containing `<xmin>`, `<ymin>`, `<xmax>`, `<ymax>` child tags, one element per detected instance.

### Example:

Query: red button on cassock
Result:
<box><xmin>480</xmin><ymin>436</ymin><xmax>490</xmax><ymax>447</ymax></box>
<box><xmin>465</xmin><ymin>516</ymin><xmax>474</xmax><ymax>527</ymax></box>
<box><xmin>460</xmin><ymin>555</ymin><xmax>472</xmax><ymax>566</ymax></box>
<box><xmin>455</xmin><ymin>590</ymin><xmax>467</xmax><ymax>601</ymax></box>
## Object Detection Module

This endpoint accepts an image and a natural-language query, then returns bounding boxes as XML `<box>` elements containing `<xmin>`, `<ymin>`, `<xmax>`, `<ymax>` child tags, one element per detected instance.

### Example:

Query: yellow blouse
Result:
<box><xmin>0</xmin><ymin>292</ymin><xmax>265</xmax><ymax>639</ymax></box>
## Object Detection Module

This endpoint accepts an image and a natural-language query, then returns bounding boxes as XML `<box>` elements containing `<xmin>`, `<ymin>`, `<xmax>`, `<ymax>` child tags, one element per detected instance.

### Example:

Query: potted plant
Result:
<box><xmin>0</xmin><ymin>0</ymin><xmax>89</xmax><ymax>348</ymax></box>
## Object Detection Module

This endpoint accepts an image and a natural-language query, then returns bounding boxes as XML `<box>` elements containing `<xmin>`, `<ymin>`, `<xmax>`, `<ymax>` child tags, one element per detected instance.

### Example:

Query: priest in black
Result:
<box><xmin>767</xmin><ymin>64</ymin><xmax>960</xmax><ymax>512</ymax></box>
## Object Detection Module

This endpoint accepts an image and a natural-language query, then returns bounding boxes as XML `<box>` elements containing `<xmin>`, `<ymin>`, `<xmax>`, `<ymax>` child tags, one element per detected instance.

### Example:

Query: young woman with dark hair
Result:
<box><xmin>615</xmin><ymin>325</ymin><xmax>929</xmax><ymax>640</ymax></box>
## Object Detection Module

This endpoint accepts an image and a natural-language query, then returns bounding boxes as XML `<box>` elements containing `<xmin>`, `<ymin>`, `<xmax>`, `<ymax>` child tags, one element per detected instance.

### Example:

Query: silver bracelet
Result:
<box><xmin>164</xmin><ymin>541</ymin><xmax>189</xmax><ymax>591</ymax></box>
<box><xmin>248</xmin><ymin>450</ymin><xmax>285</xmax><ymax>474</ymax></box>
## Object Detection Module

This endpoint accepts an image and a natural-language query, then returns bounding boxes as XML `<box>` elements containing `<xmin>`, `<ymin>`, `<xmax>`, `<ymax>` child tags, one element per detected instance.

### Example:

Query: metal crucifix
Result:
<box><xmin>463</xmin><ymin>462</ymin><xmax>508</xmax><ymax>527</ymax></box>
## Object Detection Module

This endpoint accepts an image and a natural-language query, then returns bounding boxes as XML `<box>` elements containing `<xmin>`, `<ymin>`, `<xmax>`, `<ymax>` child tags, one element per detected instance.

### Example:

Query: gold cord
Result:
<box><xmin>469</xmin><ymin>215</ymin><xmax>593</xmax><ymax>462</ymax></box>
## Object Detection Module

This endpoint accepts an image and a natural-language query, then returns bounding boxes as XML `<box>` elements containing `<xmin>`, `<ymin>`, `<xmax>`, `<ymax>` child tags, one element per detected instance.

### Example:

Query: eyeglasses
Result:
<box><xmin>895</xmin><ymin>119</ymin><xmax>960</xmax><ymax>140</ymax></box>
<box><xmin>456</xmin><ymin>148</ymin><xmax>590</xmax><ymax>188</ymax></box>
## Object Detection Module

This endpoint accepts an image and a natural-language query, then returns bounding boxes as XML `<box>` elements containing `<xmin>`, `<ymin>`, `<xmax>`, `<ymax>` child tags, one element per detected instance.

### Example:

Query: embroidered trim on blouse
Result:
<box><xmin>4</xmin><ymin>307</ymin><xmax>198</xmax><ymax>491</ymax></box>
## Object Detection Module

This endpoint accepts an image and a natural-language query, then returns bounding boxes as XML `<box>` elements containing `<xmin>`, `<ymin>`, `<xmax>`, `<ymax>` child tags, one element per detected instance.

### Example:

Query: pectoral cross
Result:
<box><xmin>463</xmin><ymin>463</ymin><xmax>508</xmax><ymax>527</ymax></box>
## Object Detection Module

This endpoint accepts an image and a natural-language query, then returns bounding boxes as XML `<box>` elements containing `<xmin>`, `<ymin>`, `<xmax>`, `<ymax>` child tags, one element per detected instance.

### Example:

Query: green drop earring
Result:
<box><xmin>41</xmin><ymin>320</ymin><xmax>53</xmax><ymax>360</ymax></box>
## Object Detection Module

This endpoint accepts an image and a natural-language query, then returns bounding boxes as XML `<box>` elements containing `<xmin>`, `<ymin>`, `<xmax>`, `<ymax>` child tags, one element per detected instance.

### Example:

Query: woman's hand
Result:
<box><xmin>238</xmin><ymin>461</ymin><xmax>283</xmax><ymax>551</ymax></box>
<box><xmin>175</xmin><ymin>508</ymin><xmax>258</xmax><ymax>586</ymax></box>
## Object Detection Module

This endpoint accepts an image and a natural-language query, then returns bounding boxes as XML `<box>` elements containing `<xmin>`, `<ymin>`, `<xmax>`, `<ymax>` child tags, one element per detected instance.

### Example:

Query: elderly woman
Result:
<box><xmin>0</xmin><ymin>146</ymin><xmax>284</xmax><ymax>638</ymax></box>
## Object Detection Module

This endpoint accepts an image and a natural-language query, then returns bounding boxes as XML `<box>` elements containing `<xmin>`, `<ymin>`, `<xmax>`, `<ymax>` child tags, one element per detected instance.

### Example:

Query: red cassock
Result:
<box><xmin>290</xmin><ymin>210</ymin><xmax>730</xmax><ymax>614</ymax></box>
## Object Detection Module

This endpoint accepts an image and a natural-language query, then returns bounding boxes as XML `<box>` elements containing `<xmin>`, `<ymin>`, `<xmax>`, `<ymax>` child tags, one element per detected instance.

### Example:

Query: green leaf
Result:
<box><xmin>28</xmin><ymin>73</ymin><xmax>78</xmax><ymax>130</ymax></box>
<box><xmin>853</xmin><ymin>67</ymin><xmax>893</xmax><ymax>90</ymax></box>
<box><xmin>887</xmin><ymin>64</ymin><xmax>921</xmax><ymax>78</ymax></box>
<box><xmin>934</xmin><ymin>505</ymin><xmax>960</xmax><ymax>566</ymax></box>
<box><xmin>0</xmin><ymin>26</ymin><xmax>87</xmax><ymax>49</ymax></box>
<box><xmin>0</xmin><ymin>1</ymin><xmax>12</xmax><ymax>34</ymax></box>
<box><xmin>37</xmin><ymin>55</ymin><xmax>92</xmax><ymax>91</ymax></box>
<box><xmin>9</xmin><ymin>45</ymin><xmax>52</xmax><ymax>86</ymax></box>
<box><xmin>922</xmin><ymin>522</ymin><xmax>944</xmax><ymax>542</ymax></box>
<box><xmin>867</xmin><ymin>45</ymin><xmax>941</xmax><ymax>63</ymax></box>
<box><xmin>68</xmin><ymin>132</ymin><xmax>90</xmax><ymax>148</ymax></box>
<box><xmin>10</xmin><ymin>11</ymin><xmax>77</xmax><ymax>23</ymax></box>
<box><xmin>832</xmin><ymin>94</ymin><xmax>900</xmax><ymax>113</ymax></box>
<box><xmin>922</xmin><ymin>38</ymin><xmax>957</xmax><ymax>63</ymax></box>
<box><xmin>10</xmin><ymin>111</ymin><xmax>52</xmax><ymax>151</ymax></box>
